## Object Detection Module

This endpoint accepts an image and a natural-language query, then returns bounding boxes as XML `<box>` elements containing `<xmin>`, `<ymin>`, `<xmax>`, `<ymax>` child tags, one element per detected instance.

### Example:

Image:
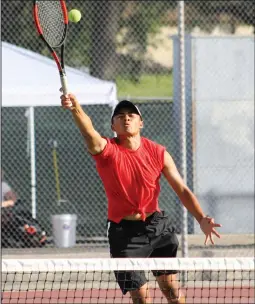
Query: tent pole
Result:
<box><xmin>29</xmin><ymin>106</ymin><xmax>37</xmax><ymax>219</ymax></box>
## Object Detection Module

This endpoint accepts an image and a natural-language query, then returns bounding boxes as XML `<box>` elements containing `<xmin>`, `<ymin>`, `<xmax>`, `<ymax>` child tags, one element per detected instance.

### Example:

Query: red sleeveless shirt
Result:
<box><xmin>92</xmin><ymin>137</ymin><xmax>166</xmax><ymax>223</ymax></box>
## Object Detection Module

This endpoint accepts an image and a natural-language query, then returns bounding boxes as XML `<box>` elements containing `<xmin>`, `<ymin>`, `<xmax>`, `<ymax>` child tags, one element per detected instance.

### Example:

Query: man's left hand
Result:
<box><xmin>200</xmin><ymin>216</ymin><xmax>222</xmax><ymax>245</ymax></box>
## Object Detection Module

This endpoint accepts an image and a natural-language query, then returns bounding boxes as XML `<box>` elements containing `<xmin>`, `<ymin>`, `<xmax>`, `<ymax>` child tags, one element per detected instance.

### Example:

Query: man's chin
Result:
<box><xmin>117</xmin><ymin>131</ymin><xmax>138</xmax><ymax>137</ymax></box>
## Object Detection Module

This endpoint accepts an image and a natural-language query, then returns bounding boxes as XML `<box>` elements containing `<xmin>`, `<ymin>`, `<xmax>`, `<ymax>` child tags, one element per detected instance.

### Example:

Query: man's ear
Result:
<box><xmin>111</xmin><ymin>124</ymin><xmax>115</xmax><ymax>132</ymax></box>
<box><xmin>140</xmin><ymin>120</ymin><xmax>144</xmax><ymax>129</ymax></box>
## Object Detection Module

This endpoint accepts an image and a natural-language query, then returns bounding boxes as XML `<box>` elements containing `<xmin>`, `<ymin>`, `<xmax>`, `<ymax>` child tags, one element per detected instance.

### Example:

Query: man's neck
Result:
<box><xmin>116</xmin><ymin>134</ymin><xmax>141</xmax><ymax>151</ymax></box>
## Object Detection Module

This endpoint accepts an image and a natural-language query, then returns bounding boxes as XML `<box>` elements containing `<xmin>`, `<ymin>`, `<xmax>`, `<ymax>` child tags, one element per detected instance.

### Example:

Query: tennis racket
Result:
<box><xmin>33</xmin><ymin>0</ymin><xmax>69</xmax><ymax>95</ymax></box>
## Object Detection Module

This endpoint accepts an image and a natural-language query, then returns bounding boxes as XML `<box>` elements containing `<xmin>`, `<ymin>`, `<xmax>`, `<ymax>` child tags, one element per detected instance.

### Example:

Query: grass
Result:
<box><xmin>116</xmin><ymin>73</ymin><xmax>173</xmax><ymax>100</ymax></box>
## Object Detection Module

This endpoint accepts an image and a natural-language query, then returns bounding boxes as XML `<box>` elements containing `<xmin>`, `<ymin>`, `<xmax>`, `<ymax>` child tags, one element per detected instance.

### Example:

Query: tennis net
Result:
<box><xmin>2</xmin><ymin>257</ymin><xmax>254</xmax><ymax>304</ymax></box>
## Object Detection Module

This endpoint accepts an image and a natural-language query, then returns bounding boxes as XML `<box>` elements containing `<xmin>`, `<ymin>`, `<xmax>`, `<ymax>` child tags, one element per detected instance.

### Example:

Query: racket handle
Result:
<box><xmin>60</xmin><ymin>74</ymin><xmax>69</xmax><ymax>95</ymax></box>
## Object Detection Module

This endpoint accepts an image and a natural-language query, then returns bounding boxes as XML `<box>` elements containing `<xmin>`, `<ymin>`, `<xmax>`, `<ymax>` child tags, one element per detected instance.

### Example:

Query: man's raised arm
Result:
<box><xmin>61</xmin><ymin>93</ymin><xmax>107</xmax><ymax>155</ymax></box>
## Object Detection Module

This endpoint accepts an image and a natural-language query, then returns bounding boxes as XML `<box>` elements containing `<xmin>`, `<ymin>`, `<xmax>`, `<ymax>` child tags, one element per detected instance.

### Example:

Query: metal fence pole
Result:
<box><xmin>178</xmin><ymin>0</ymin><xmax>188</xmax><ymax>258</ymax></box>
<box><xmin>29</xmin><ymin>106</ymin><xmax>37</xmax><ymax>219</ymax></box>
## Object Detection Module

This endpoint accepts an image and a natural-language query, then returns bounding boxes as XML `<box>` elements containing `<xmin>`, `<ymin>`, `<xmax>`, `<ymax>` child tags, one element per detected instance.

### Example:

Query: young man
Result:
<box><xmin>61</xmin><ymin>94</ymin><xmax>222</xmax><ymax>304</ymax></box>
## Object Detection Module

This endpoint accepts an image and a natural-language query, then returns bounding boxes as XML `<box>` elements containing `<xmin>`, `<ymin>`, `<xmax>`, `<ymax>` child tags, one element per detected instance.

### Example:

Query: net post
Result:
<box><xmin>178</xmin><ymin>0</ymin><xmax>188</xmax><ymax>284</ymax></box>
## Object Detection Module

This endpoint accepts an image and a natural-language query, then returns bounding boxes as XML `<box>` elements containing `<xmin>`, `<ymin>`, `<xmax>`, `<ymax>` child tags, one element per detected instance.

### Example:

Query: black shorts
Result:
<box><xmin>107</xmin><ymin>211</ymin><xmax>179</xmax><ymax>295</ymax></box>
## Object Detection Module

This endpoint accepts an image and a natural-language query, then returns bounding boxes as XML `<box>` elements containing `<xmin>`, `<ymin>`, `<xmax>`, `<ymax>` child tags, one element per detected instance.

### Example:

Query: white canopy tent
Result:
<box><xmin>2</xmin><ymin>42</ymin><xmax>117</xmax><ymax>107</ymax></box>
<box><xmin>2</xmin><ymin>42</ymin><xmax>118</xmax><ymax>218</ymax></box>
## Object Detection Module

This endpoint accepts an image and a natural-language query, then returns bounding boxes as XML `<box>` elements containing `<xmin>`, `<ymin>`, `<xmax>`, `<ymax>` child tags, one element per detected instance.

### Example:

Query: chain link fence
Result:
<box><xmin>1</xmin><ymin>1</ymin><xmax>254</xmax><ymax>257</ymax></box>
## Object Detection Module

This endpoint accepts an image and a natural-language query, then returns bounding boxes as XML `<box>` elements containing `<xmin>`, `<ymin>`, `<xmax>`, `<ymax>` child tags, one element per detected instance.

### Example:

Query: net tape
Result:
<box><xmin>2</xmin><ymin>257</ymin><xmax>254</xmax><ymax>272</ymax></box>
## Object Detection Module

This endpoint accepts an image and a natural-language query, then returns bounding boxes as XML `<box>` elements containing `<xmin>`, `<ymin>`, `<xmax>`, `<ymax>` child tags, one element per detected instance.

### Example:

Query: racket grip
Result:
<box><xmin>60</xmin><ymin>74</ymin><xmax>69</xmax><ymax>95</ymax></box>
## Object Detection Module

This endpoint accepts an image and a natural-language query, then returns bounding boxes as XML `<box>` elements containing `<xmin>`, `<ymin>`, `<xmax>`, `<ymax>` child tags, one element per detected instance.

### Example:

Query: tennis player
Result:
<box><xmin>61</xmin><ymin>93</ymin><xmax>222</xmax><ymax>304</ymax></box>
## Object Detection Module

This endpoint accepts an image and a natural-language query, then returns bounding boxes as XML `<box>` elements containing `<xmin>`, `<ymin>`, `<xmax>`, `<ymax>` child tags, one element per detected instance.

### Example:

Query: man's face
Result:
<box><xmin>111</xmin><ymin>108</ymin><xmax>143</xmax><ymax>136</ymax></box>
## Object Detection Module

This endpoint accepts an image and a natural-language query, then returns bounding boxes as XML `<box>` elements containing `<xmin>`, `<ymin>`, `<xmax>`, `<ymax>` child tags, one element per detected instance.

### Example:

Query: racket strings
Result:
<box><xmin>37</xmin><ymin>1</ymin><xmax>66</xmax><ymax>47</ymax></box>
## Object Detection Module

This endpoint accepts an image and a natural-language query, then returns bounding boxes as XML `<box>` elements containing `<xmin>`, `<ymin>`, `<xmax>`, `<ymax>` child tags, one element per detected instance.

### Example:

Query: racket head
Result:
<box><xmin>33</xmin><ymin>0</ymin><xmax>68</xmax><ymax>48</ymax></box>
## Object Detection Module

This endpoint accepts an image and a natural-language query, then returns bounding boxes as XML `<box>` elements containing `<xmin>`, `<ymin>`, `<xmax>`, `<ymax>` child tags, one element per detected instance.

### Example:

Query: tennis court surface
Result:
<box><xmin>2</xmin><ymin>257</ymin><xmax>254</xmax><ymax>303</ymax></box>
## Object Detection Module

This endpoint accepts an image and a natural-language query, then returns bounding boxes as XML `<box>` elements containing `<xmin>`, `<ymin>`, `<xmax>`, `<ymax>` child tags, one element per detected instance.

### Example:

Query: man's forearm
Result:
<box><xmin>178</xmin><ymin>187</ymin><xmax>205</xmax><ymax>223</ymax></box>
<box><xmin>71</xmin><ymin>104</ymin><xmax>95</xmax><ymax>138</ymax></box>
<box><xmin>61</xmin><ymin>93</ymin><xmax>106</xmax><ymax>154</ymax></box>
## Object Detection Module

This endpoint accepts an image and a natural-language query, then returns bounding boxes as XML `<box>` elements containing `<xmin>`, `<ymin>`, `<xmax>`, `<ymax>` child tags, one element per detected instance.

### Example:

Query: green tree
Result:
<box><xmin>185</xmin><ymin>1</ymin><xmax>254</xmax><ymax>33</ymax></box>
<box><xmin>1</xmin><ymin>1</ymin><xmax>38</xmax><ymax>51</ymax></box>
<box><xmin>1</xmin><ymin>1</ymin><xmax>253</xmax><ymax>82</ymax></box>
<box><xmin>89</xmin><ymin>1</ymin><xmax>125</xmax><ymax>80</ymax></box>
<box><xmin>116</xmin><ymin>1</ymin><xmax>177</xmax><ymax>82</ymax></box>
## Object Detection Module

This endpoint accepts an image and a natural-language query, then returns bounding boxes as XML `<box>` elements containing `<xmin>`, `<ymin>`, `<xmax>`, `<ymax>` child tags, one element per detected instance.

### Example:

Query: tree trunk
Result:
<box><xmin>90</xmin><ymin>1</ymin><xmax>123</xmax><ymax>80</ymax></box>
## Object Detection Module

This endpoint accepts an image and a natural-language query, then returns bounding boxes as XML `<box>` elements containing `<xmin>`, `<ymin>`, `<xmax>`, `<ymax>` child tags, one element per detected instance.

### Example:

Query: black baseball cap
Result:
<box><xmin>111</xmin><ymin>100</ymin><xmax>142</xmax><ymax>123</ymax></box>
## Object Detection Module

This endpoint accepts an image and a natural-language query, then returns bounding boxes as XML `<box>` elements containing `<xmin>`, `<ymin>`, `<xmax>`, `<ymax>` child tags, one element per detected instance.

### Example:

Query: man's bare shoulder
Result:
<box><xmin>141</xmin><ymin>137</ymin><xmax>165</xmax><ymax>149</ymax></box>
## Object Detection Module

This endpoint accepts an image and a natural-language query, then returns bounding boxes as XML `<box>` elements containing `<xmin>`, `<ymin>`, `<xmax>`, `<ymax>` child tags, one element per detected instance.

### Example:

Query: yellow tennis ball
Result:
<box><xmin>68</xmin><ymin>9</ymin><xmax>82</xmax><ymax>23</ymax></box>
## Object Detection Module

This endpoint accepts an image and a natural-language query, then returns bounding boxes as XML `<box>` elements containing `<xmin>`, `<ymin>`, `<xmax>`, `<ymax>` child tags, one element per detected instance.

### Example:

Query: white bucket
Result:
<box><xmin>51</xmin><ymin>214</ymin><xmax>77</xmax><ymax>248</ymax></box>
